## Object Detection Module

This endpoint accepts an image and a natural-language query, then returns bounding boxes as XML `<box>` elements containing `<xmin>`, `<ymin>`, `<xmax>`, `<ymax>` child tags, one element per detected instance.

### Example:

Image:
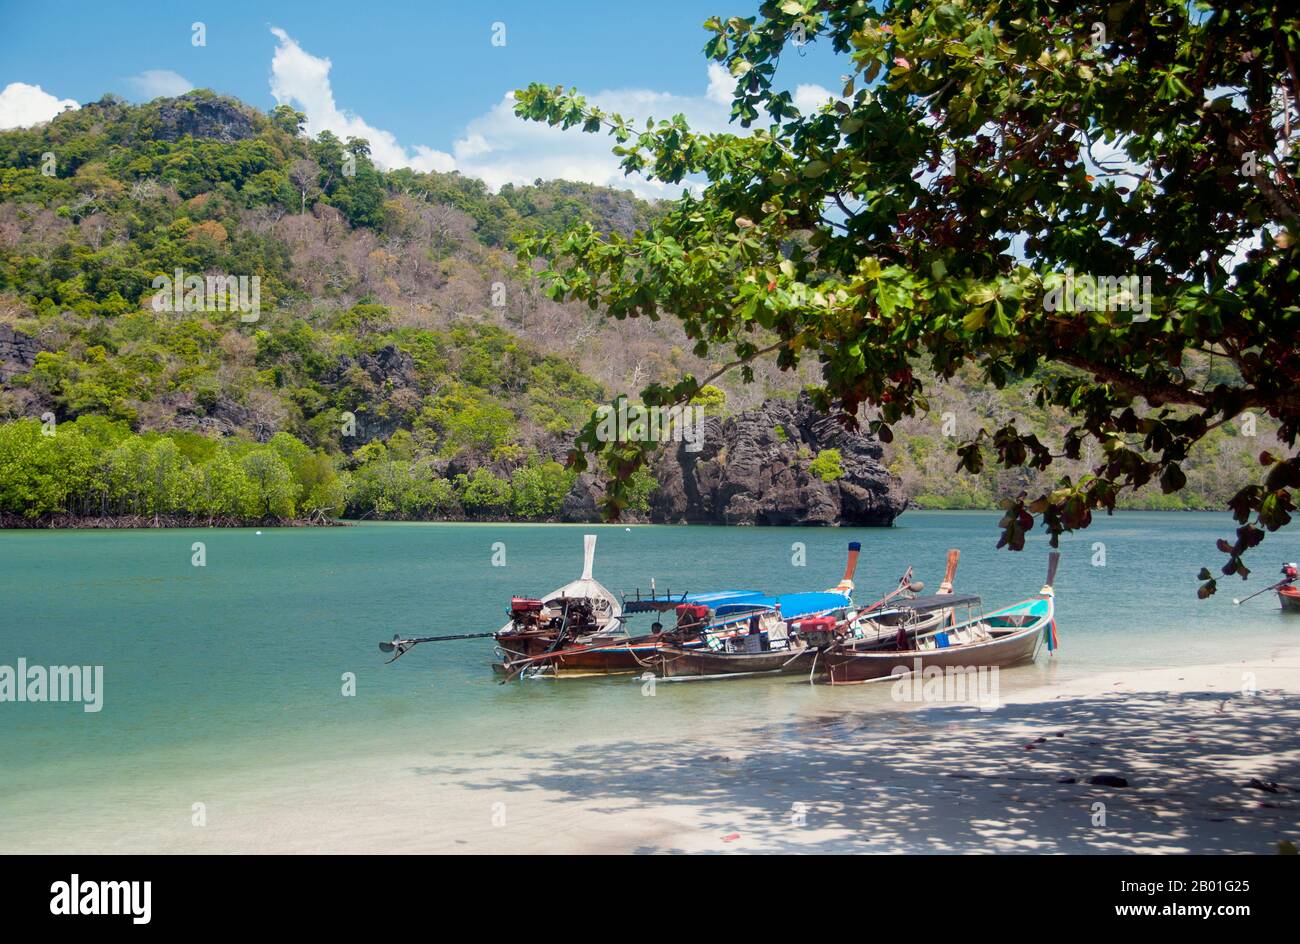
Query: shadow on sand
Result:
<box><xmin>413</xmin><ymin>688</ymin><xmax>1300</xmax><ymax>853</ymax></box>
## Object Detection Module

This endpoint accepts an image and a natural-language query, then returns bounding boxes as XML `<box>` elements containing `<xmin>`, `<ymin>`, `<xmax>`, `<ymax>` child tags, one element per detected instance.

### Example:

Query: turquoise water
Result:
<box><xmin>1</xmin><ymin>511</ymin><xmax>1297</xmax><ymax>839</ymax></box>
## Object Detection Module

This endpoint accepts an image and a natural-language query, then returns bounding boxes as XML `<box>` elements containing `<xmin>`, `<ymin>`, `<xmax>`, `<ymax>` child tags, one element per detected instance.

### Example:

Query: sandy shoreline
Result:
<box><xmin>5</xmin><ymin>647</ymin><xmax>1299</xmax><ymax>854</ymax></box>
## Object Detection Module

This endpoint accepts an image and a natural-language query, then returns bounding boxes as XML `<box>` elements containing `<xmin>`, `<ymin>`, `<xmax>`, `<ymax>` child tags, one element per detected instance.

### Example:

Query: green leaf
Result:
<box><xmin>963</xmin><ymin>304</ymin><xmax>989</xmax><ymax>331</ymax></box>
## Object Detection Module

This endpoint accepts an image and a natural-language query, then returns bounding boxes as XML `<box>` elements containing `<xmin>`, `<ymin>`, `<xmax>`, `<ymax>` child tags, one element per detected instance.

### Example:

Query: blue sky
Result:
<box><xmin>0</xmin><ymin>0</ymin><xmax>845</xmax><ymax>196</ymax></box>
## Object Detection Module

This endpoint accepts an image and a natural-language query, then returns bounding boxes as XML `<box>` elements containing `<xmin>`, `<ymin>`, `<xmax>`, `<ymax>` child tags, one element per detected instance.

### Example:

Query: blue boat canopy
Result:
<box><xmin>682</xmin><ymin>590</ymin><xmax>767</xmax><ymax>607</ymax></box>
<box><xmin>714</xmin><ymin>590</ymin><xmax>852</xmax><ymax>619</ymax></box>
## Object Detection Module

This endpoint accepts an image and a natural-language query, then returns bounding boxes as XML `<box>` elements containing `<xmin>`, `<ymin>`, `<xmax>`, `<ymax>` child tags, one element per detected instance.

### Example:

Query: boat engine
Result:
<box><xmin>675</xmin><ymin>603</ymin><xmax>710</xmax><ymax>628</ymax></box>
<box><xmin>510</xmin><ymin>597</ymin><xmax>544</xmax><ymax>628</ymax></box>
<box><xmin>797</xmin><ymin>615</ymin><xmax>838</xmax><ymax>648</ymax></box>
<box><xmin>1284</xmin><ymin>563</ymin><xmax>1299</xmax><ymax>582</ymax></box>
<box><xmin>559</xmin><ymin>599</ymin><xmax>599</xmax><ymax>633</ymax></box>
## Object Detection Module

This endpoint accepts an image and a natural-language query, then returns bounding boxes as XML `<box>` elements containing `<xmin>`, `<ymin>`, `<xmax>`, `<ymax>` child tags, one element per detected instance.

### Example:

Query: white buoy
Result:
<box><xmin>256</xmin><ymin>530</ymin><xmax>262</xmax><ymax>535</ymax></box>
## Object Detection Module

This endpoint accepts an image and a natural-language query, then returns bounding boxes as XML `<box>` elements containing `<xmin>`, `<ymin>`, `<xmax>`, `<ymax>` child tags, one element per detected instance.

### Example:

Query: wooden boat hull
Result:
<box><xmin>1279</xmin><ymin>586</ymin><xmax>1300</xmax><ymax>612</ymax></box>
<box><xmin>821</xmin><ymin>599</ymin><xmax>1051</xmax><ymax>685</ymax></box>
<box><xmin>492</xmin><ymin>636</ymin><xmax>660</xmax><ymax>675</ymax></box>
<box><xmin>639</xmin><ymin>610</ymin><xmax>953</xmax><ymax>680</ymax></box>
<box><xmin>647</xmin><ymin>644</ymin><xmax>817</xmax><ymax>679</ymax></box>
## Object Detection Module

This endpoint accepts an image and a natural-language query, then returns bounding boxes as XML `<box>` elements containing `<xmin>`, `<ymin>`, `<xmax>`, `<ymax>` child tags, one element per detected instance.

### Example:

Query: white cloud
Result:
<box><xmin>268</xmin><ymin>26</ymin><xmax>454</xmax><ymax>173</ymax></box>
<box><xmin>449</xmin><ymin>89</ymin><xmax>727</xmax><ymax>199</ymax></box>
<box><xmin>706</xmin><ymin>62</ymin><xmax>734</xmax><ymax>104</ymax></box>
<box><xmin>0</xmin><ymin>82</ymin><xmax>77</xmax><ymax>130</ymax></box>
<box><xmin>454</xmin><ymin>133</ymin><xmax>491</xmax><ymax>161</ymax></box>
<box><xmin>447</xmin><ymin>73</ymin><xmax>766</xmax><ymax>199</ymax></box>
<box><xmin>127</xmin><ymin>70</ymin><xmax>194</xmax><ymax>99</ymax></box>
<box><xmin>264</xmin><ymin>28</ymin><xmax>838</xmax><ymax>200</ymax></box>
<box><xmin>793</xmin><ymin>83</ymin><xmax>836</xmax><ymax>114</ymax></box>
<box><xmin>449</xmin><ymin>70</ymin><xmax>843</xmax><ymax>198</ymax></box>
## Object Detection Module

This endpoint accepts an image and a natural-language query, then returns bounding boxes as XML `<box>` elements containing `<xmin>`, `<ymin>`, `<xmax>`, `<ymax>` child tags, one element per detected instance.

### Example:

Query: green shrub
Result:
<box><xmin>809</xmin><ymin>448</ymin><xmax>844</xmax><ymax>483</ymax></box>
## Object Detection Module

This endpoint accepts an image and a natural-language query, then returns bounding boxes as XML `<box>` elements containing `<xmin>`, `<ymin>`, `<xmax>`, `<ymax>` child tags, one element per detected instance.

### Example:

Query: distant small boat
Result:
<box><xmin>820</xmin><ymin>552</ymin><xmax>1059</xmax><ymax>685</ymax></box>
<box><xmin>1233</xmin><ymin>562</ymin><xmax>1300</xmax><ymax>611</ymax></box>
<box><xmin>1279</xmin><ymin>563</ymin><xmax>1300</xmax><ymax>612</ymax></box>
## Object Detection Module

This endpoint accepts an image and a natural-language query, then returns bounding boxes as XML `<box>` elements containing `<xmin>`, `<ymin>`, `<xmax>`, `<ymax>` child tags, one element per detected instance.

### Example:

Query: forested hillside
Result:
<box><xmin>0</xmin><ymin>91</ymin><xmax>671</xmax><ymax>523</ymax></box>
<box><xmin>0</xmin><ymin>90</ymin><xmax>1278</xmax><ymax>524</ymax></box>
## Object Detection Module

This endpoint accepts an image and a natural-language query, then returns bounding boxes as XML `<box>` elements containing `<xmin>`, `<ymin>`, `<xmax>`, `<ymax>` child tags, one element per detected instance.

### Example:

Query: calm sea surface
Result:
<box><xmin>1</xmin><ymin>511</ymin><xmax>1297</xmax><ymax>841</ymax></box>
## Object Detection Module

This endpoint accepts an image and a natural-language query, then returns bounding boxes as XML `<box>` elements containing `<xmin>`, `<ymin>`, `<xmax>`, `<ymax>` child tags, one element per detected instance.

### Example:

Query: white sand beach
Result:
<box><xmin>8</xmin><ymin>646</ymin><xmax>1298</xmax><ymax>855</ymax></box>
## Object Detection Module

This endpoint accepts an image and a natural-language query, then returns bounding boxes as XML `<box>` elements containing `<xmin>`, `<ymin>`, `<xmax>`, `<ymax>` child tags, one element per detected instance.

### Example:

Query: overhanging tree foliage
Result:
<box><xmin>514</xmin><ymin>0</ymin><xmax>1300</xmax><ymax>595</ymax></box>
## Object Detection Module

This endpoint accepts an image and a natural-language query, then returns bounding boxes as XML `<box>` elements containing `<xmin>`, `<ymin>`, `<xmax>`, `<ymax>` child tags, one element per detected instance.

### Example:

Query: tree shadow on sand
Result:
<box><xmin>412</xmin><ymin>689</ymin><xmax>1300</xmax><ymax>853</ymax></box>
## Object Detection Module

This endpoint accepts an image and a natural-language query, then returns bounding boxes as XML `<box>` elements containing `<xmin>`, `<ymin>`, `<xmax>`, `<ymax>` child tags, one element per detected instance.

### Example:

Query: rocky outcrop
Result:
<box><xmin>559</xmin><ymin>473</ymin><xmax>603</xmax><ymax>522</ymax></box>
<box><xmin>649</xmin><ymin>395</ymin><xmax>904</xmax><ymax>526</ymax></box>
<box><xmin>322</xmin><ymin>344</ymin><xmax>420</xmax><ymax>443</ymax></box>
<box><xmin>0</xmin><ymin>324</ymin><xmax>39</xmax><ymax>382</ymax></box>
<box><xmin>153</xmin><ymin>94</ymin><xmax>258</xmax><ymax>143</ymax></box>
<box><xmin>168</xmin><ymin>395</ymin><xmax>274</xmax><ymax>441</ymax></box>
<box><xmin>559</xmin><ymin>395</ymin><xmax>906</xmax><ymax>526</ymax></box>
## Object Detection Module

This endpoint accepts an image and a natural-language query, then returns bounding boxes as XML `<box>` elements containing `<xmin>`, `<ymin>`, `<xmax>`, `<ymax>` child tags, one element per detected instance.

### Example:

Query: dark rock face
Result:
<box><xmin>0</xmin><ymin>324</ymin><xmax>39</xmax><ymax>382</ymax></box>
<box><xmin>356</xmin><ymin>345</ymin><xmax>418</xmax><ymax>389</ymax></box>
<box><xmin>649</xmin><ymin>396</ymin><xmax>904</xmax><ymax>527</ymax></box>
<box><xmin>153</xmin><ymin>95</ymin><xmax>258</xmax><ymax>143</ymax></box>
<box><xmin>558</xmin><ymin>395</ymin><xmax>906</xmax><ymax>526</ymax></box>
<box><xmin>169</xmin><ymin>396</ymin><xmax>273</xmax><ymax>441</ymax></box>
<box><xmin>322</xmin><ymin>344</ymin><xmax>419</xmax><ymax>443</ymax></box>
<box><xmin>560</xmin><ymin>473</ymin><xmax>603</xmax><ymax>523</ymax></box>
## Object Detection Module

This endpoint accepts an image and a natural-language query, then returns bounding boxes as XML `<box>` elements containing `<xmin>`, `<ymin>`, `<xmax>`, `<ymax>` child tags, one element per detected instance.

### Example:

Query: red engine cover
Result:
<box><xmin>799</xmin><ymin>616</ymin><xmax>836</xmax><ymax>632</ymax></box>
<box><xmin>675</xmin><ymin>603</ymin><xmax>710</xmax><ymax>622</ymax></box>
<box><xmin>511</xmin><ymin>597</ymin><xmax>544</xmax><ymax>612</ymax></box>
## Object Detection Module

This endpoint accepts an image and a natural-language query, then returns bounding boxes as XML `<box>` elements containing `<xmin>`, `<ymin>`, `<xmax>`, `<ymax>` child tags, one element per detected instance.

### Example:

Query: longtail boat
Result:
<box><xmin>1229</xmin><ymin>562</ymin><xmax>1300</xmax><ymax>611</ymax></box>
<box><xmin>819</xmin><ymin>552</ymin><xmax>1059</xmax><ymax>685</ymax></box>
<box><xmin>503</xmin><ymin>542</ymin><xmax>869</xmax><ymax>679</ymax></box>
<box><xmin>491</xmin><ymin>533</ymin><xmax>627</xmax><ymax>668</ymax></box>
<box><xmin>1280</xmin><ymin>563</ymin><xmax>1300</xmax><ymax>612</ymax></box>
<box><xmin>642</xmin><ymin>590</ymin><xmax>856</xmax><ymax>680</ymax></box>
<box><xmin>496</xmin><ymin>540</ymin><xmax>873</xmax><ymax>681</ymax></box>
<box><xmin>836</xmin><ymin>549</ymin><xmax>964</xmax><ymax>648</ymax></box>
<box><xmin>640</xmin><ymin>549</ymin><xmax>968</xmax><ymax>681</ymax></box>
<box><xmin>380</xmin><ymin>533</ymin><xmax>629</xmax><ymax>668</ymax></box>
<box><xmin>379</xmin><ymin>536</ymin><xmax>865</xmax><ymax>679</ymax></box>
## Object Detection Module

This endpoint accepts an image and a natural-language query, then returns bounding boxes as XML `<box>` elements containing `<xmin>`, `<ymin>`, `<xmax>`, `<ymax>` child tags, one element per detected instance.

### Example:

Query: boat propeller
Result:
<box><xmin>379</xmin><ymin>635</ymin><xmax>416</xmax><ymax>664</ymax></box>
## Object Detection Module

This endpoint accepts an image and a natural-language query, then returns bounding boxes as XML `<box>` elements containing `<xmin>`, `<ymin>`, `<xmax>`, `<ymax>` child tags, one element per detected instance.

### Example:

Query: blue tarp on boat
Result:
<box><xmin>714</xmin><ymin>590</ymin><xmax>852</xmax><ymax>619</ymax></box>
<box><xmin>681</xmin><ymin>590</ymin><xmax>766</xmax><ymax>607</ymax></box>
